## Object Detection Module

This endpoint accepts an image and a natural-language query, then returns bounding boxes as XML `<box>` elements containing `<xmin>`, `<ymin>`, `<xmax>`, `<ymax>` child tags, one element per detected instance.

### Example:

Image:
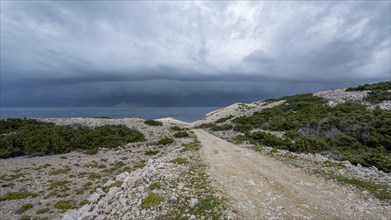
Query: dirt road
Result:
<box><xmin>193</xmin><ymin>129</ymin><xmax>390</xmax><ymax>220</ymax></box>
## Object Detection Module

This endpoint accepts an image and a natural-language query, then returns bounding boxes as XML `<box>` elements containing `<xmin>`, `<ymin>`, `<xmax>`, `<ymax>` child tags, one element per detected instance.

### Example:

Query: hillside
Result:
<box><xmin>0</xmin><ymin>81</ymin><xmax>390</xmax><ymax>220</ymax></box>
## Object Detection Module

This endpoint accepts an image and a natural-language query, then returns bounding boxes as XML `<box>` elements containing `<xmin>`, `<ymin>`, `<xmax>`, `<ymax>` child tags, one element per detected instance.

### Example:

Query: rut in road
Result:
<box><xmin>193</xmin><ymin>129</ymin><xmax>390</xmax><ymax>220</ymax></box>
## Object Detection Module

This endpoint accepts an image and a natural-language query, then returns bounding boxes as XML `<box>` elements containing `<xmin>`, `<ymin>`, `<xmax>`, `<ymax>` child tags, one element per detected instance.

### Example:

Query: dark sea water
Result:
<box><xmin>0</xmin><ymin>107</ymin><xmax>220</xmax><ymax>122</ymax></box>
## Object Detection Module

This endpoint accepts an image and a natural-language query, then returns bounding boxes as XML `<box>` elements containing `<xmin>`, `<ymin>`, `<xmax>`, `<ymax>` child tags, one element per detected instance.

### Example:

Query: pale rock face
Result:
<box><xmin>116</xmin><ymin>172</ymin><xmax>130</xmax><ymax>182</ymax></box>
<box><xmin>189</xmin><ymin>198</ymin><xmax>199</xmax><ymax>208</ymax></box>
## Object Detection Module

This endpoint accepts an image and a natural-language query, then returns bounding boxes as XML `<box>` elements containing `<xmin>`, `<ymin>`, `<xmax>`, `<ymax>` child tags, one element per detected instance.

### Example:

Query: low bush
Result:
<box><xmin>53</xmin><ymin>200</ymin><xmax>74</xmax><ymax>210</ymax></box>
<box><xmin>173</xmin><ymin>131</ymin><xmax>190</xmax><ymax>138</ymax></box>
<box><xmin>141</xmin><ymin>193</ymin><xmax>163</xmax><ymax>209</ymax></box>
<box><xmin>198</xmin><ymin>123</ymin><xmax>233</xmax><ymax>131</ymax></box>
<box><xmin>0</xmin><ymin>120</ymin><xmax>145</xmax><ymax>158</ymax></box>
<box><xmin>16</xmin><ymin>203</ymin><xmax>33</xmax><ymax>214</ymax></box>
<box><xmin>215</xmin><ymin>115</ymin><xmax>234</xmax><ymax>123</ymax></box>
<box><xmin>157</xmin><ymin>137</ymin><xmax>174</xmax><ymax>145</ymax></box>
<box><xmin>144</xmin><ymin>120</ymin><xmax>163</xmax><ymax>126</ymax></box>
<box><xmin>232</xmin><ymin>88</ymin><xmax>391</xmax><ymax>172</ymax></box>
<box><xmin>170</xmin><ymin>126</ymin><xmax>184</xmax><ymax>131</ymax></box>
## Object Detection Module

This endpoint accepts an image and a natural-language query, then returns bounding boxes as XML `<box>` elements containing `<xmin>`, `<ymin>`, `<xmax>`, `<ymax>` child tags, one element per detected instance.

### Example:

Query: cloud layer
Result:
<box><xmin>1</xmin><ymin>1</ymin><xmax>390</xmax><ymax>107</ymax></box>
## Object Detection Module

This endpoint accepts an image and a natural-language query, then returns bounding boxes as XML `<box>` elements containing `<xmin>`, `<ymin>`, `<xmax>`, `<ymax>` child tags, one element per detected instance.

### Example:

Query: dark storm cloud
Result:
<box><xmin>1</xmin><ymin>1</ymin><xmax>390</xmax><ymax>107</ymax></box>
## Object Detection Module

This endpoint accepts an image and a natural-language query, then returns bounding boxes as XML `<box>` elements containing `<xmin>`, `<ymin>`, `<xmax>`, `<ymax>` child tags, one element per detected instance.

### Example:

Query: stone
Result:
<box><xmin>189</xmin><ymin>198</ymin><xmax>198</xmax><ymax>208</ymax></box>
<box><xmin>88</xmin><ymin>193</ymin><xmax>101</xmax><ymax>203</ymax></box>
<box><xmin>79</xmin><ymin>204</ymin><xmax>92</xmax><ymax>213</ymax></box>
<box><xmin>105</xmin><ymin>187</ymin><xmax>119</xmax><ymax>201</ymax></box>
<box><xmin>189</xmin><ymin>215</ymin><xmax>196</xmax><ymax>220</ymax></box>
<box><xmin>95</xmin><ymin>215</ymin><xmax>106</xmax><ymax>220</ymax></box>
<box><xmin>116</xmin><ymin>172</ymin><xmax>130</xmax><ymax>181</ymax></box>
<box><xmin>96</xmin><ymin>188</ymin><xmax>106</xmax><ymax>195</ymax></box>
<box><xmin>170</xmin><ymin>195</ymin><xmax>177</xmax><ymax>201</ymax></box>
<box><xmin>62</xmin><ymin>209</ymin><xmax>79</xmax><ymax>220</ymax></box>
<box><xmin>125</xmin><ymin>175</ymin><xmax>142</xmax><ymax>188</ymax></box>
<box><xmin>103</xmin><ymin>180</ymin><xmax>116</xmax><ymax>187</ymax></box>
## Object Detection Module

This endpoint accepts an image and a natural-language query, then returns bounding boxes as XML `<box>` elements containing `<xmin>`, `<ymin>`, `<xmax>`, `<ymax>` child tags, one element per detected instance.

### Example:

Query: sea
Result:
<box><xmin>0</xmin><ymin>107</ymin><xmax>220</xmax><ymax>123</ymax></box>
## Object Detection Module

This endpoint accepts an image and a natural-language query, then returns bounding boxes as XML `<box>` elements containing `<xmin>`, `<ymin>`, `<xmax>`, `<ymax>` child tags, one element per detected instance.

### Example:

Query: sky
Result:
<box><xmin>1</xmin><ymin>1</ymin><xmax>390</xmax><ymax>107</ymax></box>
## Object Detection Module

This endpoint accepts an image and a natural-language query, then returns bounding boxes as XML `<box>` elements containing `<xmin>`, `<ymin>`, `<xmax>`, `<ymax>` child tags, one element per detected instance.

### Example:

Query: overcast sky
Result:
<box><xmin>1</xmin><ymin>1</ymin><xmax>390</xmax><ymax>107</ymax></box>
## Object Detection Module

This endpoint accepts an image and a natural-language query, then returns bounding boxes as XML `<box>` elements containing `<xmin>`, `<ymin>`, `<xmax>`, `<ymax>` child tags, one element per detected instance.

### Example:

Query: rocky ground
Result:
<box><xmin>0</xmin><ymin>118</ymin><xmax>236</xmax><ymax>220</ymax></box>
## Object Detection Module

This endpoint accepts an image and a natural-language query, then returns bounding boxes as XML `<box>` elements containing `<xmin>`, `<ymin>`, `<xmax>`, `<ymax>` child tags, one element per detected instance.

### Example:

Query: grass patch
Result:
<box><xmin>149</xmin><ymin>182</ymin><xmax>161</xmax><ymax>190</ymax></box>
<box><xmin>102</xmin><ymin>181</ymin><xmax>123</xmax><ymax>193</ymax></box>
<box><xmin>36</xmin><ymin>208</ymin><xmax>50</xmax><ymax>214</ymax></box>
<box><xmin>182</xmin><ymin>138</ymin><xmax>201</xmax><ymax>151</ymax></box>
<box><xmin>145</xmin><ymin>150</ymin><xmax>160</xmax><ymax>156</ymax></box>
<box><xmin>48</xmin><ymin>180</ymin><xmax>71</xmax><ymax>190</ymax></box>
<box><xmin>0</xmin><ymin>192</ymin><xmax>39</xmax><ymax>201</ymax></box>
<box><xmin>49</xmin><ymin>167</ymin><xmax>71</xmax><ymax>175</ymax></box>
<box><xmin>140</xmin><ymin>193</ymin><xmax>163</xmax><ymax>209</ymax></box>
<box><xmin>134</xmin><ymin>161</ymin><xmax>146</xmax><ymax>169</ymax></box>
<box><xmin>171</xmin><ymin>157</ymin><xmax>188</xmax><ymax>165</ymax></box>
<box><xmin>16</xmin><ymin>203</ymin><xmax>33</xmax><ymax>214</ymax></box>
<box><xmin>332</xmin><ymin>175</ymin><xmax>391</xmax><ymax>200</ymax></box>
<box><xmin>79</xmin><ymin>200</ymin><xmax>89</xmax><ymax>206</ymax></box>
<box><xmin>53</xmin><ymin>200</ymin><xmax>74</xmax><ymax>210</ymax></box>
<box><xmin>18</xmin><ymin>215</ymin><xmax>31</xmax><ymax>220</ymax></box>
<box><xmin>88</xmin><ymin>173</ymin><xmax>102</xmax><ymax>180</ymax></box>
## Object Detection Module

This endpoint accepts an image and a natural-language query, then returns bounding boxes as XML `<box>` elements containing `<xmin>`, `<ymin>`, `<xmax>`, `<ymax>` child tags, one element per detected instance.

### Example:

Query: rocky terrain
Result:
<box><xmin>0</xmin><ymin>118</ymin><xmax>236</xmax><ymax>220</ymax></box>
<box><xmin>1</xmin><ymin>82</ymin><xmax>390</xmax><ymax>220</ymax></box>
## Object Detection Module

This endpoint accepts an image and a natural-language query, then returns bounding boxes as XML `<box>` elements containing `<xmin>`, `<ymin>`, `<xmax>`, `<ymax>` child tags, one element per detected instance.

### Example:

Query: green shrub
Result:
<box><xmin>215</xmin><ymin>115</ymin><xmax>234</xmax><ymax>123</ymax></box>
<box><xmin>92</xmin><ymin>116</ymin><xmax>112</xmax><ymax>119</ymax></box>
<box><xmin>140</xmin><ymin>193</ymin><xmax>163</xmax><ymax>209</ymax></box>
<box><xmin>170</xmin><ymin>126</ymin><xmax>184</xmax><ymax>131</ymax></box>
<box><xmin>232</xmin><ymin>91</ymin><xmax>391</xmax><ymax>172</ymax></box>
<box><xmin>171</xmin><ymin>157</ymin><xmax>188</xmax><ymax>164</ymax></box>
<box><xmin>144</xmin><ymin>120</ymin><xmax>163</xmax><ymax>126</ymax></box>
<box><xmin>16</xmin><ymin>203</ymin><xmax>33</xmax><ymax>214</ymax></box>
<box><xmin>79</xmin><ymin>200</ymin><xmax>89</xmax><ymax>206</ymax></box>
<box><xmin>149</xmin><ymin>182</ymin><xmax>161</xmax><ymax>190</ymax></box>
<box><xmin>53</xmin><ymin>200</ymin><xmax>74</xmax><ymax>210</ymax></box>
<box><xmin>0</xmin><ymin>121</ymin><xmax>145</xmax><ymax>158</ymax></box>
<box><xmin>36</xmin><ymin>208</ymin><xmax>50</xmax><ymax>214</ymax></box>
<box><xmin>18</xmin><ymin>215</ymin><xmax>31</xmax><ymax>220</ymax></box>
<box><xmin>145</xmin><ymin>150</ymin><xmax>159</xmax><ymax>156</ymax></box>
<box><xmin>157</xmin><ymin>137</ymin><xmax>174</xmax><ymax>145</ymax></box>
<box><xmin>173</xmin><ymin>131</ymin><xmax>189</xmax><ymax>138</ymax></box>
<box><xmin>182</xmin><ymin>139</ymin><xmax>201</xmax><ymax>151</ymax></box>
<box><xmin>198</xmin><ymin>123</ymin><xmax>233</xmax><ymax>131</ymax></box>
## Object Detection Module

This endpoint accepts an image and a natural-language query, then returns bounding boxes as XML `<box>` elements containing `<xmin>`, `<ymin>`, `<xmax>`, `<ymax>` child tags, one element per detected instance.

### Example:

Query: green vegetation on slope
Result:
<box><xmin>231</xmin><ymin>93</ymin><xmax>391</xmax><ymax>172</ymax></box>
<box><xmin>0</xmin><ymin>119</ymin><xmax>145</xmax><ymax>158</ymax></box>
<box><xmin>346</xmin><ymin>81</ymin><xmax>391</xmax><ymax>103</ymax></box>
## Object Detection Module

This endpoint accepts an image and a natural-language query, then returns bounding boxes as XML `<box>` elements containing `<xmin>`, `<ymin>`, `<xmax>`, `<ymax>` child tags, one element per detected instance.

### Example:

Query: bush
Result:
<box><xmin>16</xmin><ymin>203</ymin><xmax>33</xmax><ymax>214</ymax></box>
<box><xmin>144</xmin><ymin>120</ymin><xmax>163</xmax><ymax>126</ymax></box>
<box><xmin>53</xmin><ymin>200</ymin><xmax>74</xmax><ymax>210</ymax></box>
<box><xmin>141</xmin><ymin>193</ymin><xmax>163</xmax><ymax>209</ymax></box>
<box><xmin>198</xmin><ymin>123</ymin><xmax>233</xmax><ymax>131</ymax></box>
<box><xmin>170</xmin><ymin>126</ymin><xmax>184</xmax><ymax>131</ymax></box>
<box><xmin>0</xmin><ymin>120</ymin><xmax>146</xmax><ymax>158</ymax></box>
<box><xmin>157</xmin><ymin>137</ymin><xmax>174</xmax><ymax>145</ymax></box>
<box><xmin>173</xmin><ymin>131</ymin><xmax>190</xmax><ymax>138</ymax></box>
<box><xmin>232</xmin><ymin>90</ymin><xmax>391</xmax><ymax>172</ymax></box>
<box><xmin>215</xmin><ymin>115</ymin><xmax>234</xmax><ymax>123</ymax></box>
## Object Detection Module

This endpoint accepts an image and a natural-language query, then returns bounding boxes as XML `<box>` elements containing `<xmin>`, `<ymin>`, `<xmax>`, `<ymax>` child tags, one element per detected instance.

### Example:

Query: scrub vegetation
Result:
<box><xmin>231</xmin><ymin>92</ymin><xmax>391</xmax><ymax>172</ymax></box>
<box><xmin>0</xmin><ymin>119</ymin><xmax>145</xmax><ymax>158</ymax></box>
